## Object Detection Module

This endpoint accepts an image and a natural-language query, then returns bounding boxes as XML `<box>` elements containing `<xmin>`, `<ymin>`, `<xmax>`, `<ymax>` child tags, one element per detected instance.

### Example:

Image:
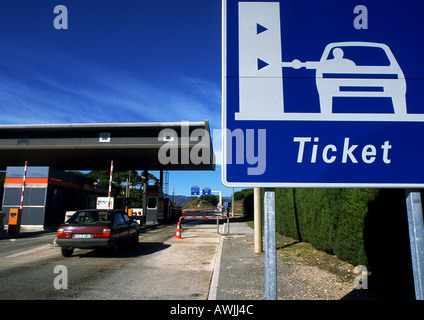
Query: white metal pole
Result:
<box><xmin>264</xmin><ymin>188</ymin><xmax>277</xmax><ymax>300</ymax></box>
<box><xmin>19</xmin><ymin>161</ymin><xmax>28</xmax><ymax>210</ymax></box>
<box><xmin>108</xmin><ymin>160</ymin><xmax>114</xmax><ymax>209</ymax></box>
<box><xmin>405</xmin><ymin>189</ymin><xmax>424</xmax><ymax>300</ymax></box>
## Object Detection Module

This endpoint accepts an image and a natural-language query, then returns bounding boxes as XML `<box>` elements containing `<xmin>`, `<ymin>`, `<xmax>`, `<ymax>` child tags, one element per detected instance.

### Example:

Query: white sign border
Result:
<box><xmin>221</xmin><ymin>0</ymin><xmax>424</xmax><ymax>188</ymax></box>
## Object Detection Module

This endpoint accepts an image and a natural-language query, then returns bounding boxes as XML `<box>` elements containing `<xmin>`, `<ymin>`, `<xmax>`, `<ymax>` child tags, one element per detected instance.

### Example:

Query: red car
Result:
<box><xmin>56</xmin><ymin>209</ymin><xmax>140</xmax><ymax>257</ymax></box>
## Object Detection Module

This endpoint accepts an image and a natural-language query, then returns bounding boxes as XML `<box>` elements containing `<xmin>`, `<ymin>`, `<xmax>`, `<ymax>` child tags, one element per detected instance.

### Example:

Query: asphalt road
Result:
<box><xmin>0</xmin><ymin>221</ymin><xmax>221</xmax><ymax>300</ymax></box>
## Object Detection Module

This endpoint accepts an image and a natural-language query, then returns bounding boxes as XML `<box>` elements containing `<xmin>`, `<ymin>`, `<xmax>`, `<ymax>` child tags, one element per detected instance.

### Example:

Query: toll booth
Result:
<box><xmin>146</xmin><ymin>185</ymin><xmax>165</xmax><ymax>225</ymax></box>
<box><xmin>2</xmin><ymin>166</ymin><xmax>108</xmax><ymax>230</ymax></box>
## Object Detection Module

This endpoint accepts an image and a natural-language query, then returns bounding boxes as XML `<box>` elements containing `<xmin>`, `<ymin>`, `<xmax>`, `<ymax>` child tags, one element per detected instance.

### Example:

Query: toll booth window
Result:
<box><xmin>147</xmin><ymin>198</ymin><xmax>157</xmax><ymax>209</ymax></box>
<box><xmin>53</xmin><ymin>189</ymin><xmax>60</xmax><ymax>207</ymax></box>
<box><xmin>3</xmin><ymin>188</ymin><xmax>21</xmax><ymax>206</ymax></box>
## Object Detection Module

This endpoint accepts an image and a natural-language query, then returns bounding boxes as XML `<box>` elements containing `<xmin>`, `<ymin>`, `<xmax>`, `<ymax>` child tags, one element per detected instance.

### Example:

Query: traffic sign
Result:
<box><xmin>202</xmin><ymin>187</ymin><xmax>212</xmax><ymax>195</ymax></box>
<box><xmin>222</xmin><ymin>0</ymin><xmax>424</xmax><ymax>187</ymax></box>
<box><xmin>191</xmin><ymin>186</ymin><xmax>200</xmax><ymax>195</ymax></box>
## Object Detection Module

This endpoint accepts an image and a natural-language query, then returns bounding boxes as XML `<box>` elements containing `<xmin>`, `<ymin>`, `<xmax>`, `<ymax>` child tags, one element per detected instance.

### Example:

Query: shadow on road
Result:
<box><xmin>71</xmin><ymin>242</ymin><xmax>171</xmax><ymax>258</ymax></box>
<box><xmin>0</xmin><ymin>230</ymin><xmax>56</xmax><ymax>240</ymax></box>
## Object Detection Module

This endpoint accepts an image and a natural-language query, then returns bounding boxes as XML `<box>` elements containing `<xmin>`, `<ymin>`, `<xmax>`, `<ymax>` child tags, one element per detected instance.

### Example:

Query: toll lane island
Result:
<box><xmin>293</xmin><ymin>137</ymin><xmax>392</xmax><ymax>164</ymax></box>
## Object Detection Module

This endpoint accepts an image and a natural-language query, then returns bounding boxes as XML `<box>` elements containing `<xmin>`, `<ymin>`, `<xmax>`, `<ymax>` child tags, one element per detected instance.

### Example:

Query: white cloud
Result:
<box><xmin>0</xmin><ymin>41</ymin><xmax>222</xmax><ymax>128</ymax></box>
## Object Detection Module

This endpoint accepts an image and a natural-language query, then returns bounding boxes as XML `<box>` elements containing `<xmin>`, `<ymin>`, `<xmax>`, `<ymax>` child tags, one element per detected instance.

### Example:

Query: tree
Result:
<box><xmin>77</xmin><ymin>170</ymin><xmax>158</xmax><ymax>208</ymax></box>
<box><xmin>199</xmin><ymin>195</ymin><xmax>218</xmax><ymax>206</ymax></box>
<box><xmin>234</xmin><ymin>188</ymin><xmax>253</xmax><ymax>201</ymax></box>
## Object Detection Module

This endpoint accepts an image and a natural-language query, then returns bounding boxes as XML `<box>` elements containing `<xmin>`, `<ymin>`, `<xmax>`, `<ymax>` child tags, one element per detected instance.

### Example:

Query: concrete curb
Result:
<box><xmin>208</xmin><ymin>232</ymin><xmax>224</xmax><ymax>300</ymax></box>
<box><xmin>208</xmin><ymin>221</ymin><xmax>230</xmax><ymax>300</ymax></box>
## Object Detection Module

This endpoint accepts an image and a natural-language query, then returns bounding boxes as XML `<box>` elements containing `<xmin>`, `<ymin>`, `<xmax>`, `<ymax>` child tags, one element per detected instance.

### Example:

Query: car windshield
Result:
<box><xmin>67</xmin><ymin>211</ymin><xmax>112</xmax><ymax>225</ymax></box>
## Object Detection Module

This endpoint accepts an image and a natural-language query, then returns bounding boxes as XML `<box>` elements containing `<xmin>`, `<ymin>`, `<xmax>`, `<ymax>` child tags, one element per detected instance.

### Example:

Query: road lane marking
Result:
<box><xmin>0</xmin><ymin>244</ymin><xmax>53</xmax><ymax>261</ymax></box>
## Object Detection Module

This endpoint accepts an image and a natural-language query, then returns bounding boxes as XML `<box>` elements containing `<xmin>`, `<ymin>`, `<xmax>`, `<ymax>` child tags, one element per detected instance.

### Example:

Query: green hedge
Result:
<box><xmin>241</xmin><ymin>187</ymin><xmax>409</xmax><ymax>268</ymax></box>
<box><xmin>242</xmin><ymin>189</ymin><xmax>254</xmax><ymax>219</ymax></box>
<box><xmin>274</xmin><ymin>188</ymin><xmax>408</xmax><ymax>267</ymax></box>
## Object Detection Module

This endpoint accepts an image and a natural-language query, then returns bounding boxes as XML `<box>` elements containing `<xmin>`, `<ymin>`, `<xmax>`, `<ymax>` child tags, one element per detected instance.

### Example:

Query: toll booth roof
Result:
<box><xmin>0</xmin><ymin>121</ymin><xmax>215</xmax><ymax>171</ymax></box>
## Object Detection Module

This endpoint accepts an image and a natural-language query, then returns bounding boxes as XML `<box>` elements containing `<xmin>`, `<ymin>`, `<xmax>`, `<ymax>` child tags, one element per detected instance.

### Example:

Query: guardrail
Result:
<box><xmin>175</xmin><ymin>214</ymin><xmax>230</xmax><ymax>238</ymax></box>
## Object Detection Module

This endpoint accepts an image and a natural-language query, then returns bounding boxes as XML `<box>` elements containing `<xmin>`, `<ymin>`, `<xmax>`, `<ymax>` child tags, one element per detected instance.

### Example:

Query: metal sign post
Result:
<box><xmin>405</xmin><ymin>189</ymin><xmax>424</xmax><ymax>300</ymax></box>
<box><xmin>264</xmin><ymin>188</ymin><xmax>277</xmax><ymax>300</ymax></box>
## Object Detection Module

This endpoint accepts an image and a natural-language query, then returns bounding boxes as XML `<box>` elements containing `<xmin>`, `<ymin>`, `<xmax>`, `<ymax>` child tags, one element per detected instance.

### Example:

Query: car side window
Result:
<box><xmin>123</xmin><ymin>214</ymin><xmax>131</xmax><ymax>223</ymax></box>
<box><xmin>115</xmin><ymin>213</ymin><xmax>126</xmax><ymax>225</ymax></box>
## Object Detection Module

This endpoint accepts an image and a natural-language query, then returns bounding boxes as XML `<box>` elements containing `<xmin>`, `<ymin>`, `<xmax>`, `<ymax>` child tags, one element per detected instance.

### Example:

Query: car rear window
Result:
<box><xmin>67</xmin><ymin>211</ymin><xmax>112</xmax><ymax>225</ymax></box>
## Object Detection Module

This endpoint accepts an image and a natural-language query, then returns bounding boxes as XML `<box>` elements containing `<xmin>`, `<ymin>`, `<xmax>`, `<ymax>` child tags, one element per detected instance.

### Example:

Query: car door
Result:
<box><xmin>115</xmin><ymin>212</ymin><xmax>129</xmax><ymax>241</ymax></box>
<box><xmin>122</xmin><ymin>213</ymin><xmax>137</xmax><ymax>238</ymax></box>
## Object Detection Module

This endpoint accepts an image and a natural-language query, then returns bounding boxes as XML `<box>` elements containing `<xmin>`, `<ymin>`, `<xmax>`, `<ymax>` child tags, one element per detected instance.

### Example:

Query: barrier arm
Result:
<box><xmin>281</xmin><ymin>59</ymin><xmax>320</xmax><ymax>69</ymax></box>
<box><xmin>175</xmin><ymin>214</ymin><xmax>230</xmax><ymax>237</ymax></box>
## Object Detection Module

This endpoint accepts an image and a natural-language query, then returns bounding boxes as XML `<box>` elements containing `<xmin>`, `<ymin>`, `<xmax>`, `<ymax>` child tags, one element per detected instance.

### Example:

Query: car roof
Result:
<box><xmin>325</xmin><ymin>41</ymin><xmax>389</xmax><ymax>49</ymax></box>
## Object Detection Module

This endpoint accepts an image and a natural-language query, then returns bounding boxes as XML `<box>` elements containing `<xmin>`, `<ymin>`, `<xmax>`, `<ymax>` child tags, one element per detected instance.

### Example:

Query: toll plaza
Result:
<box><xmin>0</xmin><ymin>121</ymin><xmax>215</xmax><ymax>231</ymax></box>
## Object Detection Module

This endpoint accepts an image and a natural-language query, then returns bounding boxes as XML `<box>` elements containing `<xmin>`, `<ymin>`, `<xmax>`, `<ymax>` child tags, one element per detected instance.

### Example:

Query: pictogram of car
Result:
<box><xmin>283</xmin><ymin>42</ymin><xmax>407</xmax><ymax>115</ymax></box>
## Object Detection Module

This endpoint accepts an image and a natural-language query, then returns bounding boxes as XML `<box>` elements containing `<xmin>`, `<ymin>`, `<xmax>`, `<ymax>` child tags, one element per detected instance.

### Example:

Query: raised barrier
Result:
<box><xmin>174</xmin><ymin>215</ymin><xmax>230</xmax><ymax>239</ymax></box>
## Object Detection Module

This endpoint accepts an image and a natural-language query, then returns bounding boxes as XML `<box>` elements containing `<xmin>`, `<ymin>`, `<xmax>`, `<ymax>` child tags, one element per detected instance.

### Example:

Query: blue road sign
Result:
<box><xmin>222</xmin><ymin>0</ymin><xmax>424</xmax><ymax>187</ymax></box>
<box><xmin>191</xmin><ymin>186</ymin><xmax>200</xmax><ymax>195</ymax></box>
<box><xmin>202</xmin><ymin>188</ymin><xmax>212</xmax><ymax>195</ymax></box>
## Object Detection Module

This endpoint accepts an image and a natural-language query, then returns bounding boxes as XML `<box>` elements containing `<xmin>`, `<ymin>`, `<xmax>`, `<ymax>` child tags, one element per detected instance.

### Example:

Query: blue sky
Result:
<box><xmin>0</xmin><ymin>0</ymin><xmax>237</xmax><ymax>197</ymax></box>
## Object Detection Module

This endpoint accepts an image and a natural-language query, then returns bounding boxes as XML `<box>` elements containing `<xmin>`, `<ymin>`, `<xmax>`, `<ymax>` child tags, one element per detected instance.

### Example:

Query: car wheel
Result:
<box><xmin>61</xmin><ymin>247</ymin><xmax>74</xmax><ymax>257</ymax></box>
<box><xmin>110</xmin><ymin>242</ymin><xmax>120</xmax><ymax>256</ymax></box>
<box><xmin>131</xmin><ymin>232</ymin><xmax>140</xmax><ymax>247</ymax></box>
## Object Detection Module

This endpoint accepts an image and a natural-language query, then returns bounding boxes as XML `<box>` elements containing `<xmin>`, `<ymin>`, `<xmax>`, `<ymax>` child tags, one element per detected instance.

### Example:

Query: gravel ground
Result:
<box><xmin>216</xmin><ymin>222</ymin><xmax>355</xmax><ymax>300</ymax></box>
